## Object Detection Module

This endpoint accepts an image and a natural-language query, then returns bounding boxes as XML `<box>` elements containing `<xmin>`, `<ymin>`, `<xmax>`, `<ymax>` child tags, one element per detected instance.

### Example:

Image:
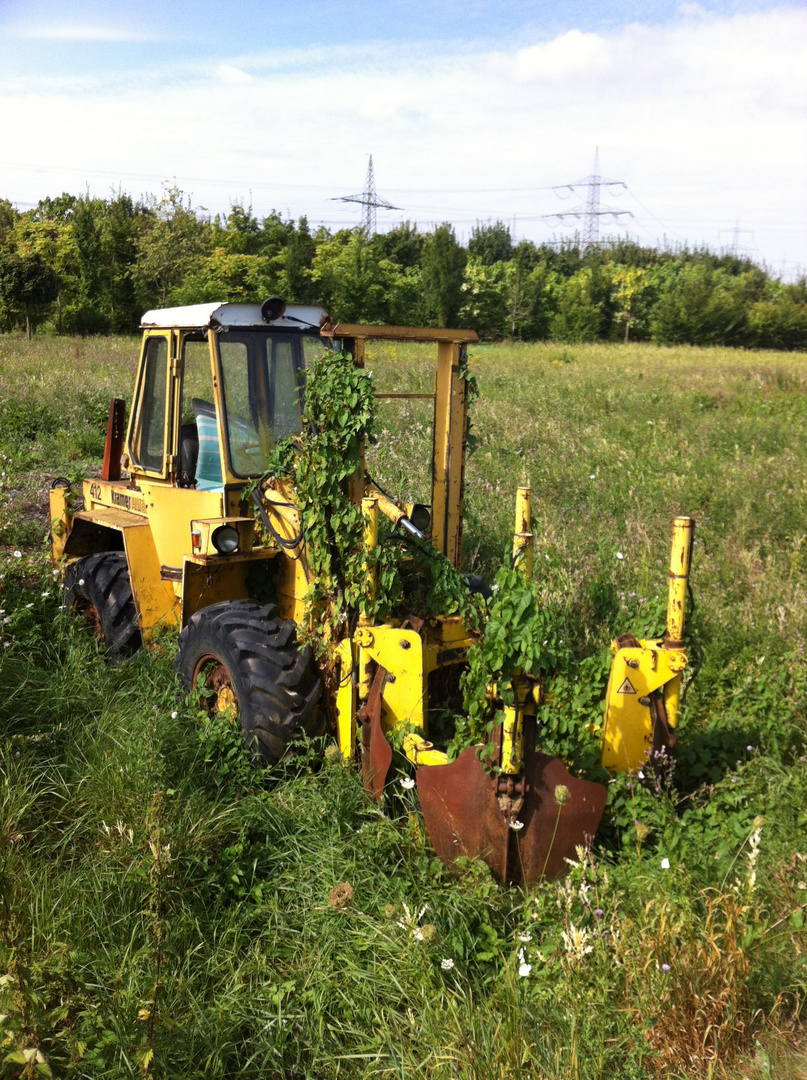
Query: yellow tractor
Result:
<box><xmin>50</xmin><ymin>298</ymin><xmax>694</xmax><ymax>885</ymax></box>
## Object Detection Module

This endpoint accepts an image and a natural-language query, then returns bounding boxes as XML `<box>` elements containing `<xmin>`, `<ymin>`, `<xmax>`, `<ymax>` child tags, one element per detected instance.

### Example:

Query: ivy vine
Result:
<box><xmin>267</xmin><ymin>349</ymin><xmax>481</xmax><ymax>657</ymax></box>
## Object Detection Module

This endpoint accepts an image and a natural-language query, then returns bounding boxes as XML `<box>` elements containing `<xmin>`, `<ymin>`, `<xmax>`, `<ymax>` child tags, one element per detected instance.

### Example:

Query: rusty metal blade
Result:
<box><xmin>359</xmin><ymin>666</ymin><xmax>392</xmax><ymax>802</ymax></box>
<box><xmin>416</xmin><ymin>725</ymin><xmax>607</xmax><ymax>886</ymax></box>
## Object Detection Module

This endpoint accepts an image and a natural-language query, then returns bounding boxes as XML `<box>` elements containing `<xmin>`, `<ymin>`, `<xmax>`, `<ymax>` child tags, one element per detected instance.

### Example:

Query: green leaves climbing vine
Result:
<box><xmin>269</xmin><ymin>349</ymin><xmax>481</xmax><ymax>658</ymax></box>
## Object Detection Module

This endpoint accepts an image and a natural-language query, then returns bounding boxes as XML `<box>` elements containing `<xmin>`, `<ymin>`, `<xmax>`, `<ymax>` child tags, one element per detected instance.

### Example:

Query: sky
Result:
<box><xmin>0</xmin><ymin>0</ymin><xmax>805</xmax><ymax>278</ymax></box>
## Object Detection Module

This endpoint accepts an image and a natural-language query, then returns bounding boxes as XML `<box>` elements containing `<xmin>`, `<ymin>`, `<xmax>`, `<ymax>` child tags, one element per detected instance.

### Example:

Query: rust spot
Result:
<box><xmin>359</xmin><ymin>666</ymin><xmax>392</xmax><ymax>802</ymax></box>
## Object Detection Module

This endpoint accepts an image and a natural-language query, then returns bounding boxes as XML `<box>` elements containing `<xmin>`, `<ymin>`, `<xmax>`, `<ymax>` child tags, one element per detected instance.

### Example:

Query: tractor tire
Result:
<box><xmin>175</xmin><ymin>600</ymin><xmax>323</xmax><ymax>765</ymax></box>
<box><xmin>64</xmin><ymin>552</ymin><xmax>142</xmax><ymax>664</ymax></box>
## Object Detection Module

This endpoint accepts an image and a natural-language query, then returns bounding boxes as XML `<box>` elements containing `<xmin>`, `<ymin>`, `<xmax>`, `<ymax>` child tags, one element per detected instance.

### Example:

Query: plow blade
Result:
<box><xmin>359</xmin><ymin>667</ymin><xmax>392</xmax><ymax>802</ymax></box>
<box><xmin>416</xmin><ymin>730</ymin><xmax>607</xmax><ymax>886</ymax></box>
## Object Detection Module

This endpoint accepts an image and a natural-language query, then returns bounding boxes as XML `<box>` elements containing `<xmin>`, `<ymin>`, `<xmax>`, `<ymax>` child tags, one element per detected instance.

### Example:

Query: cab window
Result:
<box><xmin>179</xmin><ymin>335</ymin><xmax>219</xmax><ymax>489</ymax></box>
<box><xmin>131</xmin><ymin>336</ymin><xmax>168</xmax><ymax>473</ymax></box>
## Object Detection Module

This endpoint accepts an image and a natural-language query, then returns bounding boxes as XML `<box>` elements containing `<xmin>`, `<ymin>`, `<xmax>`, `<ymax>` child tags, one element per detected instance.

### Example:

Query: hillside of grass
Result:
<box><xmin>0</xmin><ymin>333</ymin><xmax>806</xmax><ymax>1079</ymax></box>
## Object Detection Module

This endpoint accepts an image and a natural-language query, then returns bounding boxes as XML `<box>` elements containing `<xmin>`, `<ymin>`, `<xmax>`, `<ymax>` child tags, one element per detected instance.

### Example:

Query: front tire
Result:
<box><xmin>64</xmin><ymin>552</ymin><xmax>142</xmax><ymax>663</ymax></box>
<box><xmin>175</xmin><ymin>600</ymin><xmax>323</xmax><ymax>765</ymax></box>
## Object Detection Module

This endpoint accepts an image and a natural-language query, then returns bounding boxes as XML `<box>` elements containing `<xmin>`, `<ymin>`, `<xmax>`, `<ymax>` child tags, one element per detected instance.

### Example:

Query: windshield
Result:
<box><xmin>216</xmin><ymin>330</ymin><xmax>330</xmax><ymax>477</ymax></box>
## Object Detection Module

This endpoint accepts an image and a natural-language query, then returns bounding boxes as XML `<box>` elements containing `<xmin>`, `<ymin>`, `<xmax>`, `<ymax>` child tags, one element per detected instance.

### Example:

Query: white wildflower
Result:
<box><xmin>746</xmin><ymin>817</ymin><xmax>764</xmax><ymax>894</ymax></box>
<box><xmin>509</xmin><ymin>820</ymin><xmax>524</xmax><ymax>831</ymax></box>
<box><xmin>397</xmin><ymin>901</ymin><xmax>428</xmax><ymax>937</ymax></box>
<box><xmin>171</xmin><ymin>710</ymin><xmax>178</xmax><ymax>719</ymax></box>
<box><xmin>616</xmin><ymin>552</ymin><xmax>624</xmax><ymax>561</ymax></box>
<box><xmin>13</xmin><ymin>551</ymin><xmax>21</xmax><ymax>558</ymax></box>
<box><xmin>25</xmin><ymin>603</ymin><xmax>34</xmax><ymax>609</ymax></box>
<box><xmin>518</xmin><ymin>947</ymin><xmax>531</xmax><ymax>977</ymax></box>
<box><xmin>78</xmin><ymin>579</ymin><xmax>85</xmax><ymax>586</ymax></box>
<box><xmin>441</xmin><ymin>958</ymin><xmax>455</xmax><ymax>971</ymax></box>
<box><xmin>399</xmin><ymin>777</ymin><xmax>415</xmax><ymax>790</ymax></box>
<box><xmin>562</xmin><ymin>924</ymin><xmax>593</xmax><ymax>961</ymax></box>
<box><xmin>660</xmin><ymin>857</ymin><xmax>670</xmax><ymax>869</ymax></box>
<box><xmin>518</xmin><ymin>932</ymin><xmax>532</xmax><ymax>942</ymax></box>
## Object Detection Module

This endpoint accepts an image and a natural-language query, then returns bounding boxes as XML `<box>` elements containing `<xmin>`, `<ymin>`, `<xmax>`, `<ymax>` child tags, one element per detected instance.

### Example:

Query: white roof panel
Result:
<box><xmin>140</xmin><ymin>301</ymin><xmax>330</xmax><ymax>330</ymax></box>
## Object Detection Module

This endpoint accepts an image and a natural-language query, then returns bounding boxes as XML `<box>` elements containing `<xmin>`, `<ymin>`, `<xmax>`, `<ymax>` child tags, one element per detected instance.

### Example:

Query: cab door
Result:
<box><xmin>128</xmin><ymin>330</ymin><xmax>175</xmax><ymax>480</ymax></box>
<box><xmin>140</xmin><ymin>331</ymin><xmax>225</xmax><ymax>578</ymax></box>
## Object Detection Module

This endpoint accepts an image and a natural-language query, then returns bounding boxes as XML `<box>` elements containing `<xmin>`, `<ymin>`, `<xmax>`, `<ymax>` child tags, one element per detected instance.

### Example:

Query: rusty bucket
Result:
<box><xmin>416</xmin><ymin>722</ymin><xmax>607</xmax><ymax>886</ymax></box>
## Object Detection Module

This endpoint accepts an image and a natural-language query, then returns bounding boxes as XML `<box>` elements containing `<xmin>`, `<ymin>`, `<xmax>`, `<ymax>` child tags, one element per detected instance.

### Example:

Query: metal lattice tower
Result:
<box><xmin>719</xmin><ymin>217</ymin><xmax>753</xmax><ymax>257</ymax></box>
<box><xmin>546</xmin><ymin>148</ymin><xmax>632</xmax><ymax>246</ymax></box>
<box><xmin>333</xmin><ymin>155</ymin><xmax>402</xmax><ymax>235</ymax></box>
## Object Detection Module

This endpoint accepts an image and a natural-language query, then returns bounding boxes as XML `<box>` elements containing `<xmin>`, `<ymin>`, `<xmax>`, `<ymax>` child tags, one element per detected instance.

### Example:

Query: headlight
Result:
<box><xmin>211</xmin><ymin>525</ymin><xmax>239</xmax><ymax>554</ymax></box>
<box><xmin>408</xmin><ymin>504</ymin><xmax>431</xmax><ymax>534</ymax></box>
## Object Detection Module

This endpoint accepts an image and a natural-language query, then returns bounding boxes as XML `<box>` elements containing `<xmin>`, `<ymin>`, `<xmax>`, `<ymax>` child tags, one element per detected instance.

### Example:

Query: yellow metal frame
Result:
<box><xmin>599</xmin><ymin>517</ymin><xmax>693</xmax><ymax>772</ymax></box>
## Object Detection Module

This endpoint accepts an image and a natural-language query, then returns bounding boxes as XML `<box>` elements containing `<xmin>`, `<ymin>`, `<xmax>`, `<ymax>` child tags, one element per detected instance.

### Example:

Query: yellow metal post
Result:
<box><xmin>497</xmin><ymin>488</ymin><xmax>535</xmax><ymax>774</ymax></box>
<box><xmin>358</xmin><ymin>497</ymin><xmax>379</xmax><ymax>700</ymax></box>
<box><xmin>49</xmin><ymin>486</ymin><xmax>72</xmax><ymax>566</ymax></box>
<box><xmin>335</xmin><ymin>637</ymin><xmax>357</xmax><ymax>760</ymax></box>
<box><xmin>665</xmin><ymin>517</ymin><xmax>694</xmax><ymax>648</ymax></box>
<box><xmin>512</xmin><ymin>486</ymin><xmax>533</xmax><ymax>580</ymax></box>
<box><xmin>361</xmin><ymin>497</ymin><xmax>378</xmax><ymax>615</ymax></box>
<box><xmin>431</xmin><ymin>342</ymin><xmax>468</xmax><ymax>567</ymax></box>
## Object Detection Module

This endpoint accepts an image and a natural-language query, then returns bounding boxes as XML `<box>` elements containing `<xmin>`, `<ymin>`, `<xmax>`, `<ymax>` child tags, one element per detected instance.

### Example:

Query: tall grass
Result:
<box><xmin>0</xmin><ymin>332</ymin><xmax>805</xmax><ymax>1078</ymax></box>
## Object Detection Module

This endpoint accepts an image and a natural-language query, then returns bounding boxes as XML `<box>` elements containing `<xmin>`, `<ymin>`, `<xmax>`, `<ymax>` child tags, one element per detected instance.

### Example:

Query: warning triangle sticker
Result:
<box><xmin>617</xmin><ymin>677</ymin><xmax>637</xmax><ymax>695</ymax></box>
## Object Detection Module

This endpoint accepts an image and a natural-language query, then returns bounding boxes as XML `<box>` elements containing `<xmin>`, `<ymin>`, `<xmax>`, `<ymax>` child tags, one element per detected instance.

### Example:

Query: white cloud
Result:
<box><xmin>0</xmin><ymin>8</ymin><xmax>805</xmax><ymax>272</ymax></box>
<box><xmin>5</xmin><ymin>22</ymin><xmax>156</xmax><ymax>42</ymax></box>
<box><xmin>216</xmin><ymin>64</ymin><xmax>252</xmax><ymax>85</ymax></box>
<box><xmin>492</xmin><ymin>29</ymin><xmax>613</xmax><ymax>82</ymax></box>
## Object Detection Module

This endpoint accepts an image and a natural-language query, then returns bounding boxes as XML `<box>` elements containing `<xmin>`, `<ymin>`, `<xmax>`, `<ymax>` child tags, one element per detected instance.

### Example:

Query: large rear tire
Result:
<box><xmin>64</xmin><ymin>552</ymin><xmax>142</xmax><ymax>664</ymax></box>
<box><xmin>175</xmin><ymin>600</ymin><xmax>323</xmax><ymax>765</ymax></box>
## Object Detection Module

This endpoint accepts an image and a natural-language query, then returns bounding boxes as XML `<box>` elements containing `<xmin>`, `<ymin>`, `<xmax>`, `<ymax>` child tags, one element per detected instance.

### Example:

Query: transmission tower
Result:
<box><xmin>333</xmin><ymin>155</ymin><xmax>402</xmax><ymax>235</ymax></box>
<box><xmin>545</xmin><ymin>148</ymin><xmax>632</xmax><ymax>246</ymax></box>
<box><xmin>719</xmin><ymin>217</ymin><xmax>754</xmax><ymax>256</ymax></box>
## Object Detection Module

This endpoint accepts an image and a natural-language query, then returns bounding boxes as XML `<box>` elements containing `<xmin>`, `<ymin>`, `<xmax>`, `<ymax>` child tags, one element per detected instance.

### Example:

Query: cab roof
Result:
<box><xmin>140</xmin><ymin>301</ymin><xmax>330</xmax><ymax>331</ymax></box>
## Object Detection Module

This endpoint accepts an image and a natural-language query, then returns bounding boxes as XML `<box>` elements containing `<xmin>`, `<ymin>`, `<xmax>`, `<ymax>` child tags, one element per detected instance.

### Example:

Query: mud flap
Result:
<box><xmin>416</xmin><ymin>724</ymin><xmax>607</xmax><ymax>886</ymax></box>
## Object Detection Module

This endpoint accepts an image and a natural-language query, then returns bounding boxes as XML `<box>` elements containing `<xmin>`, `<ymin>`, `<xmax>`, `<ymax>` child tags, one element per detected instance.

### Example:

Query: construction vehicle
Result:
<box><xmin>50</xmin><ymin>299</ymin><xmax>694</xmax><ymax>885</ymax></box>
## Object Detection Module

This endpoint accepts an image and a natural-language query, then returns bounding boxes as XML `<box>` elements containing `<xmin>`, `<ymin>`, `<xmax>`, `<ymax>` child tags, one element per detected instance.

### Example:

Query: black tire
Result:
<box><xmin>64</xmin><ymin>552</ymin><xmax>142</xmax><ymax>663</ymax></box>
<box><xmin>175</xmin><ymin>600</ymin><xmax>323</xmax><ymax>765</ymax></box>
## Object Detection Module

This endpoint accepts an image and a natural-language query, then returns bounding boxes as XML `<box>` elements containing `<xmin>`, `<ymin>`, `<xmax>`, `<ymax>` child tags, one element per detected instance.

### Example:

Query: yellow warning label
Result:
<box><xmin>617</xmin><ymin>677</ymin><xmax>637</xmax><ymax>695</ymax></box>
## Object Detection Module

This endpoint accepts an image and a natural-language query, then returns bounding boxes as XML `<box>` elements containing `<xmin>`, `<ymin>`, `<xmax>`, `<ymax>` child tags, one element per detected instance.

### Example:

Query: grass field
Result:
<box><xmin>1</xmin><ymin>332</ymin><xmax>806</xmax><ymax>1078</ymax></box>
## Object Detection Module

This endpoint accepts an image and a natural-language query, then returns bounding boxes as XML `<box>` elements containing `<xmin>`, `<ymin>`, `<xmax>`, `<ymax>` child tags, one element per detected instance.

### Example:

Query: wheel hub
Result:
<box><xmin>193</xmin><ymin>656</ymin><xmax>238</xmax><ymax>721</ymax></box>
<box><xmin>73</xmin><ymin>598</ymin><xmax>104</xmax><ymax>642</ymax></box>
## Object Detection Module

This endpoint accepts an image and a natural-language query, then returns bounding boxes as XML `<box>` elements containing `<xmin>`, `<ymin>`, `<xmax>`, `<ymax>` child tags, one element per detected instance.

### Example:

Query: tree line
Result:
<box><xmin>0</xmin><ymin>186</ymin><xmax>805</xmax><ymax>349</ymax></box>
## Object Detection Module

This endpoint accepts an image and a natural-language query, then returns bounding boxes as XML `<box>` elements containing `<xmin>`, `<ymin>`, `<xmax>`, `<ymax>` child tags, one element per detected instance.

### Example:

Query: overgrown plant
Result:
<box><xmin>456</xmin><ymin>562</ymin><xmax>609</xmax><ymax>770</ymax></box>
<box><xmin>269</xmin><ymin>349</ymin><xmax>481</xmax><ymax>657</ymax></box>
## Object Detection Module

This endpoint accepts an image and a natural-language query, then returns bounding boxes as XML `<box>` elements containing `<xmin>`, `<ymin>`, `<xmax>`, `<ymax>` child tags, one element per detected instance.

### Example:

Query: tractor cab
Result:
<box><xmin>132</xmin><ymin>299</ymin><xmax>332</xmax><ymax>495</ymax></box>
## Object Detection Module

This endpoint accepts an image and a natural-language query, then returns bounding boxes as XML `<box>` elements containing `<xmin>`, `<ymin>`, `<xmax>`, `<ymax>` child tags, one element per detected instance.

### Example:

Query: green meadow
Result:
<box><xmin>0</xmin><ymin>333</ymin><xmax>805</xmax><ymax>1078</ymax></box>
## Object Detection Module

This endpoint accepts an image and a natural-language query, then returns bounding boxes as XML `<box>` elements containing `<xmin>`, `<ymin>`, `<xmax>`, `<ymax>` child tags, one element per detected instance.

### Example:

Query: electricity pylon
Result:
<box><xmin>545</xmin><ymin>148</ymin><xmax>632</xmax><ymax>246</ymax></box>
<box><xmin>719</xmin><ymin>217</ymin><xmax>754</xmax><ymax>257</ymax></box>
<box><xmin>333</xmin><ymin>155</ymin><xmax>402</xmax><ymax>235</ymax></box>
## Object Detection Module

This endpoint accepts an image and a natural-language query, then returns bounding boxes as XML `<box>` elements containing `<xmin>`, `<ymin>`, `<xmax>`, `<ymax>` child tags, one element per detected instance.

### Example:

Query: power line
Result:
<box><xmin>331</xmin><ymin>155</ymin><xmax>402</xmax><ymax>236</ymax></box>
